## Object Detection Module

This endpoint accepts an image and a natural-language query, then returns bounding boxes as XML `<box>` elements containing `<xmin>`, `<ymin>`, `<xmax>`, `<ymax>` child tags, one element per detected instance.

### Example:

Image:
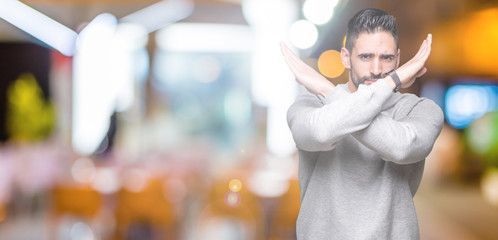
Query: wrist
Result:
<box><xmin>384</xmin><ymin>75</ymin><xmax>396</xmax><ymax>90</ymax></box>
<box><xmin>320</xmin><ymin>83</ymin><xmax>335</xmax><ymax>98</ymax></box>
<box><xmin>385</xmin><ymin>69</ymin><xmax>401</xmax><ymax>92</ymax></box>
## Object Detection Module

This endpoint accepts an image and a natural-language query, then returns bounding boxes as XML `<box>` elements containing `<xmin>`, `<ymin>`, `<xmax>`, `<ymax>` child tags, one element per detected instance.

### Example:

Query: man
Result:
<box><xmin>280</xmin><ymin>8</ymin><xmax>444</xmax><ymax>239</ymax></box>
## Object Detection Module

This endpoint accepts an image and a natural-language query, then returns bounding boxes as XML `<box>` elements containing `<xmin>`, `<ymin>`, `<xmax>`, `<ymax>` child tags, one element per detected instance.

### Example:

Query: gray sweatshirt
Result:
<box><xmin>287</xmin><ymin>79</ymin><xmax>444</xmax><ymax>240</ymax></box>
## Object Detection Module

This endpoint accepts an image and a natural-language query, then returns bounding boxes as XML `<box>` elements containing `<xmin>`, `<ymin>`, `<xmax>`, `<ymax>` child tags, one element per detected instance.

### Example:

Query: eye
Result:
<box><xmin>359</xmin><ymin>54</ymin><xmax>372</xmax><ymax>60</ymax></box>
<box><xmin>381</xmin><ymin>55</ymin><xmax>395</xmax><ymax>61</ymax></box>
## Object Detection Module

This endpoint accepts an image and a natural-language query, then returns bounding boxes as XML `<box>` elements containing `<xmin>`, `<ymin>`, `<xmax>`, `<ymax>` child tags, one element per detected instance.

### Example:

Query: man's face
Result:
<box><xmin>344</xmin><ymin>31</ymin><xmax>399</xmax><ymax>91</ymax></box>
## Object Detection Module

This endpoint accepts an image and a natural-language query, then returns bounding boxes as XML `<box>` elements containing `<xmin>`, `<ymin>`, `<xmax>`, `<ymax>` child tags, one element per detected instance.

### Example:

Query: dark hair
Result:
<box><xmin>345</xmin><ymin>8</ymin><xmax>398</xmax><ymax>52</ymax></box>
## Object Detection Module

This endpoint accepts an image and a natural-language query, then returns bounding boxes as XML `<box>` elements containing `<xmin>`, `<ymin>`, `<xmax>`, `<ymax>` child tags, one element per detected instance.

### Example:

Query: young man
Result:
<box><xmin>281</xmin><ymin>8</ymin><xmax>444</xmax><ymax>239</ymax></box>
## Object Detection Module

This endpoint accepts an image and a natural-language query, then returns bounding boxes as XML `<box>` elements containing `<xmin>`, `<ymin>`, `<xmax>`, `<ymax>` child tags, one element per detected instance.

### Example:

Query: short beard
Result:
<box><xmin>350</xmin><ymin>63</ymin><xmax>383</xmax><ymax>88</ymax></box>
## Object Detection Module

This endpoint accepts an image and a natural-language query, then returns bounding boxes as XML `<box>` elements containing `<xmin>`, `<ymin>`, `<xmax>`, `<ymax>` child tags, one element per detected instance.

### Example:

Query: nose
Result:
<box><xmin>370</xmin><ymin>58</ymin><xmax>382</xmax><ymax>76</ymax></box>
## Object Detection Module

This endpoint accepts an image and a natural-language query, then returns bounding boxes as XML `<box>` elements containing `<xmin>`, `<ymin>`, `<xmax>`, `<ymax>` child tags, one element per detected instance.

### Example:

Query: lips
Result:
<box><xmin>365</xmin><ymin>79</ymin><xmax>377</xmax><ymax>84</ymax></box>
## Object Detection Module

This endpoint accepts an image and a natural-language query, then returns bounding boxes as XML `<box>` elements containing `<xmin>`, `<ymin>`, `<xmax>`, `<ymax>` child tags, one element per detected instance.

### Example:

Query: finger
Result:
<box><xmin>279</xmin><ymin>41</ymin><xmax>286</xmax><ymax>52</ymax></box>
<box><xmin>425</xmin><ymin>33</ymin><xmax>432</xmax><ymax>55</ymax></box>
<box><xmin>285</xmin><ymin>52</ymin><xmax>307</xmax><ymax>76</ymax></box>
<box><xmin>280</xmin><ymin>43</ymin><xmax>324</xmax><ymax>82</ymax></box>
<box><xmin>280</xmin><ymin>43</ymin><xmax>303</xmax><ymax>73</ymax></box>
<box><xmin>413</xmin><ymin>39</ymin><xmax>428</xmax><ymax>60</ymax></box>
<box><xmin>414</xmin><ymin>34</ymin><xmax>432</xmax><ymax>61</ymax></box>
<box><xmin>282</xmin><ymin>44</ymin><xmax>313</xmax><ymax>75</ymax></box>
<box><xmin>420</xmin><ymin>35</ymin><xmax>432</xmax><ymax>61</ymax></box>
<box><xmin>280</xmin><ymin>43</ymin><xmax>304</xmax><ymax>70</ymax></box>
<box><xmin>280</xmin><ymin>42</ymin><xmax>296</xmax><ymax>61</ymax></box>
<box><xmin>415</xmin><ymin>67</ymin><xmax>427</xmax><ymax>78</ymax></box>
<box><xmin>422</xmin><ymin>34</ymin><xmax>432</xmax><ymax>54</ymax></box>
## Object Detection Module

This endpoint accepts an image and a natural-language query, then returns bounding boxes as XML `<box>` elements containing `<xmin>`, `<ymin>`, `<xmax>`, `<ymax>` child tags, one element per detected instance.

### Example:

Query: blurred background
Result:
<box><xmin>0</xmin><ymin>0</ymin><xmax>497</xmax><ymax>239</ymax></box>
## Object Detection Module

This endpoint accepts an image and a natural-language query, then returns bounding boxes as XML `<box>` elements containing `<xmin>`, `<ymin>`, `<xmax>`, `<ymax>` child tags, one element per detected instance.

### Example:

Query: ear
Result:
<box><xmin>396</xmin><ymin>48</ymin><xmax>400</xmax><ymax>68</ymax></box>
<box><xmin>341</xmin><ymin>47</ymin><xmax>351</xmax><ymax>69</ymax></box>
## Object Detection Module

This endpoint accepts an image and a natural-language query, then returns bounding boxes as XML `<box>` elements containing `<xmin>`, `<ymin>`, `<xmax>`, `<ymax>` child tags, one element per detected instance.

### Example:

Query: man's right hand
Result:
<box><xmin>280</xmin><ymin>42</ymin><xmax>335</xmax><ymax>97</ymax></box>
<box><xmin>392</xmin><ymin>34</ymin><xmax>432</xmax><ymax>89</ymax></box>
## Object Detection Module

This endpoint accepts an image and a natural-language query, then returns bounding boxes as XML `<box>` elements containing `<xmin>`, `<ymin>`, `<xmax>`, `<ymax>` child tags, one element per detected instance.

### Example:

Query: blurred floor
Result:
<box><xmin>415</xmin><ymin>182</ymin><xmax>498</xmax><ymax>240</ymax></box>
<box><xmin>0</xmin><ymin>212</ymin><xmax>48</xmax><ymax>240</ymax></box>
<box><xmin>1</xmin><ymin>181</ymin><xmax>498</xmax><ymax>239</ymax></box>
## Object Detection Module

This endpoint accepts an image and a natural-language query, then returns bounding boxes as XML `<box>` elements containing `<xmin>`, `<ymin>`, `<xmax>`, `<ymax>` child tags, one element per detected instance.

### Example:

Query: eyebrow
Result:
<box><xmin>380</xmin><ymin>54</ymin><xmax>396</xmax><ymax>58</ymax></box>
<box><xmin>358</xmin><ymin>53</ymin><xmax>374</xmax><ymax>57</ymax></box>
<box><xmin>358</xmin><ymin>53</ymin><xmax>396</xmax><ymax>57</ymax></box>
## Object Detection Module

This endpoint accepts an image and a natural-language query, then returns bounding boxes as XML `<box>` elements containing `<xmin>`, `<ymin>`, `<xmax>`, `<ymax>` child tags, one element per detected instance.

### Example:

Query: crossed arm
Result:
<box><xmin>283</xmin><ymin>34</ymin><xmax>443</xmax><ymax>164</ymax></box>
<box><xmin>280</xmin><ymin>34</ymin><xmax>433</xmax><ymax>96</ymax></box>
<box><xmin>351</xmin><ymin>97</ymin><xmax>444</xmax><ymax>164</ymax></box>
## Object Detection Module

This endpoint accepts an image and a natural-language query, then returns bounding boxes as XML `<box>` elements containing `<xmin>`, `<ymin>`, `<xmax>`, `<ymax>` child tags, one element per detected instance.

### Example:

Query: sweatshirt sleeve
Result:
<box><xmin>351</xmin><ymin>96</ymin><xmax>444</xmax><ymax>164</ymax></box>
<box><xmin>287</xmin><ymin>79</ymin><xmax>393</xmax><ymax>152</ymax></box>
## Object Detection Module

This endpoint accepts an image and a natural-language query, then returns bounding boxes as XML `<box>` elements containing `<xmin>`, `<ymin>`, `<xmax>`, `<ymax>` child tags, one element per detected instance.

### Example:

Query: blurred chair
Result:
<box><xmin>195</xmin><ymin>175</ymin><xmax>265</xmax><ymax>240</ymax></box>
<box><xmin>113</xmin><ymin>177</ymin><xmax>176</xmax><ymax>240</ymax></box>
<box><xmin>51</xmin><ymin>185</ymin><xmax>101</xmax><ymax>217</ymax></box>
<box><xmin>269</xmin><ymin>179</ymin><xmax>300</xmax><ymax>240</ymax></box>
<box><xmin>0</xmin><ymin>202</ymin><xmax>5</xmax><ymax>223</ymax></box>
<box><xmin>49</xmin><ymin>183</ymin><xmax>103</xmax><ymax>239</ymax></box>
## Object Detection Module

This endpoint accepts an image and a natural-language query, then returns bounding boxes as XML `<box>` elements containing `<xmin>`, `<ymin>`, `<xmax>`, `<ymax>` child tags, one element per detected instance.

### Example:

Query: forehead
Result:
<box><xmin>352</xmin><ymin>31</ymin><xmax>397</xmax><ymax>54</ymax></box>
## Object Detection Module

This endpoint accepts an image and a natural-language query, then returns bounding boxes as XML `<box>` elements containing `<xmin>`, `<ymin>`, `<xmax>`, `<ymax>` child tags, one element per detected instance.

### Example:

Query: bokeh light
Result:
<box><xmin>122</xmin><ymin>168</ymin><xmax>148</xmax><ymax>193</ymax></box>
<box><xmin>317</xmin><ymin>49</ymin><xmax>345</xmax><ymax>78</ymax></box>
<box><xmin>70</xmin><ymin>222</ymin><xmax>95</xmax><ymax>240</ymax></box>
<box><xmin>91</xmin><ymin>168</ymin><xmax>120</xmax><ymax>194</ymax></box>
<box><xmin>445</xmin><ymin>84</ymin><xmax>498</xmax><ymax>129</ymax></box>
<box><xmin>0</xmin><ymin>0</ymin><xmax>78</xmax><ymax>56</ymax></box>
<box><xmin>303</xmin><ymin>0</ymin><xmax>338</xmax><ymax>25</ymax></box>
<box><xmin>229</xmin><ymin>179</ymin><xmax>242</xmax><ymax>192</ymax></box>
<box><xmin>242</xmin><ymin>0</ymin><xmax>298</xmax><ymax>29</ymax></box>
<box><xmin>72</xmin><ymin>13</ymin><xmax>119</xmax><ymax>156</ymax></box>
<box><xmin>192</xmin><ymin>55</ymin><xmax>221</xmax><ymax>83</ymax></box>
<box><xmin>466</xmin><ymin>113</ymin><xmax>496</xmax><ymax>155</ymax></box>
<box><xmin>156</xmin><ymin>23</ymin><xmax>253</xmax><ymax>53</ymax></box>
<box><xmin>71</xmin><ymin>157</ymin><xmax>96</xmax><ymax>183</ymax></box>
<box><xmin>224</xmin><ymin>191</ymin><xmax>241</xmax><ymax>208</ymax></box>
<box><xmin>481</xmin><ymin>168</ymin><xmax>498</xmax><ymax>207</ymax></box>
<box><xmin>289</xmin><ymin>20</ymin><xmax>318</xmax><ymax>49</ymax></box>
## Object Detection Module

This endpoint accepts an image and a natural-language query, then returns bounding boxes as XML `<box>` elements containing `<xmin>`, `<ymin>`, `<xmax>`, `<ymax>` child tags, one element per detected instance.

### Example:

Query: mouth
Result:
<box><xmin>365</xmin><ymin>79</ymin><xmax>378</xmax><ymax>85</ymax></box>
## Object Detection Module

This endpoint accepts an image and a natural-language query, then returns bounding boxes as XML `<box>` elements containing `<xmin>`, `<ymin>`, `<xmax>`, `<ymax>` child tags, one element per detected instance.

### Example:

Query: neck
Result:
<box><xmin>348</xmin><ymin>80</ymin><xmax>357</xmax><ymax>93</ymax></box>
